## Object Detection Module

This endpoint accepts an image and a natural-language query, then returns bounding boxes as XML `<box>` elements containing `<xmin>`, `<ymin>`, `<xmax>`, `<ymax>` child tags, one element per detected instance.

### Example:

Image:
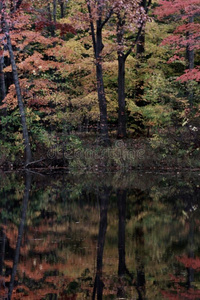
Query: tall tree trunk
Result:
<box><xmin>92</xmin><ymin>187</ymin><xmax>109</xmax><ymax>300</ymax></box>
<box><xmin>186</xmin><ymin>16</ymin><xmax>194</xmax><ymax>106</ymax></box>
<box><xmin>6</xmin><ymin>34</ymin><xmax>32</xmax><ymax>165</ymax></box>
<box><xmin>1</xmin><ymin>4</ymin><xmax>32</xmax><ymax>165</ymax></box>
<box><xmin>95</xmin><ymin>25</ymin><xmax>110</xmax><ymax>145</ymax></box>
<box><xmin>59</xmin><ymin>0</ymin><xmax>65</xmax><ymax>18</ymax></box>
<box><xmin>0</xmin><ymin>54</ymin><xmax>6</xmax><ymax>104</ymax></box>
<box><xmin>53</xmin><ymin>0</ymin><xmax>57</xmax><ymax>23</ymax></box>
<box><xmin>1</xmin><ymin>1</ymin><xmax>32</xmax><ymax>165</ymax></box>
<box><xmin>135</xmin><ymin>0</ymin><xmax>147</xmax><ymax>106</ymax></box>
<box><xmin>47</xmin><ymin>2</ymin><xmax>52</xmax><ymax>21</ymax></box>
<box><xmin>117</xmin><ymin>54</ymin><xmax>126</xmax><ymax>138</ymax></box>
<box><xmin>117</xmin><ymin>17</ymin><xmax>126</xmax><ymax>139</ymax></box>
<box><xmin>87</xmin><ymin>1</ymin><xmax>110</xmax><ymax>146</ymax></box>
<box><xmin>135</xmin><ymin>31</ymin><xmax>145</xmax><ymax>105</ymax></box>
<box><xmin>0</xmin><ymin>4</ymin><xmax>6</xmax><ymax>108</ymax></box>
<box><xmin>8</xmin><ymin>172</ymin><xmax>32</xmax><ymax>299</ymax></box>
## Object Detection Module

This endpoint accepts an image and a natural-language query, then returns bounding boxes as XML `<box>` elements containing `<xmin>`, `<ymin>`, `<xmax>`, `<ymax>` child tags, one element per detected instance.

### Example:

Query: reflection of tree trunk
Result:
<box><xmin>135</xmin><ymin>225</ymin><xmax>146</xmax><ymax>300</ymax></box>
<box><xmin>8</xmin><ymin>172</ymin><xmax>32</xmax><ymax>299</ymax></box>
<box><xmin>118</xmin><ymin>189</ymin><xmax>126</xmax><ymax>276</ymax></box>
<box><xmin>187</xmin><ymin>219</ymin><xmax>194</xmax><ymax>289</ymax></box>
<box><xmin>0</xmin><ymin>226</ymin><xmax>6</xmax><ymax>275</ymax></box>
<box><xmin>92</xmin><ymin>187</ymin><xmax>109</xmax><ymax>300</ymax></box>
<box><xmin>117</xmin><ymin>189</ymin><xmax>127</xmax><ymax>298</ymax></box>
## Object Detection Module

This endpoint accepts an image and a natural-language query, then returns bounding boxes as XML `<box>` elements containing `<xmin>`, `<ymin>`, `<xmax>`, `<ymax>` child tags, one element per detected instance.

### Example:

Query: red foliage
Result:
<box><xmin>154</xmin><ymin>0</ymin><xmax>200</xmax><ymax>82</ymax></box>
<box><xmin>154</xmin><ymin>0</ymin><xmax>200</xmax><ymax>20</ymax></box>
<box><xmin>35</xmin><ymin>20</ymin><xmax>76</xmax><ymax>36</ymax></box>
<box><xmin>177</xmin><ymin>255</ymin><xmax>200</xmax><ymax>270</ymax></box>
<box><xmin>177</xmin><ymin>68</ymin><xmax>200</xmax><ymax>82</ymax></box>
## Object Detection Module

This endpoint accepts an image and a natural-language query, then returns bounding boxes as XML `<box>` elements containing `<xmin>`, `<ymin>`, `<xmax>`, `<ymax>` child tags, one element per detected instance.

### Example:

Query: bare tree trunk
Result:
<box><xmin>95</xmin><ymin>23</ymin><xmax>110</xmax><ymax>145</ymax></box>
<box><xmin>117</xmin><ymin>16</ymin><xmax>126</xmax><ymax>139</ymax></box>
<box><xmin>6</xmin><ymin>34</ymin><xmax>32</xmax><ymax>165</ymax></box>
<box><xmin>53</xmin><ymin>0</ymin><xmax>57</xmax><ymax>23</ymax></box>
<box><xmin>0</xmin><ymin>54</ymin><xmax>7</xmax><ymax>118</ymax></box>
<box><xmin>135</xmin><ymin>30</ymin><xmax>145</xmax><ymax>105</ymax></box>
<box><xmin>116</xmin><ymin>0</ymin><xmax>151</xmax><ymax>138</ymax></box>
<box><xmin>0</xmin><ymin>55</ymin><xmax>6</xmax><ymax>103</ymax></box>
<box><xmin>47</xmin><ymin>2</ymin><xmax>52</xmax><ymax>21</ymax></box>
<box><xmin>186</xmin><ymin>16</ymin><xmax>194</xmax><ymax>106</ymax></box>
<box><xmin>0</xmin><ymin>3</ymin><xmax>6</xmax><ymax>107</ymax></box>
<box><xmin>87</xmin><ymin>1</ymin><xmax>110</xmax><ymax>146</ymax></box>
<box><xmin>59</xmin><ymin>0</ymin><xmax>65</xmax><ymax>18</ymax></box>
<box><xmin>117</xmin><ymin>54</ymin><xmax>126</xmax><ymax>138</ymax></box>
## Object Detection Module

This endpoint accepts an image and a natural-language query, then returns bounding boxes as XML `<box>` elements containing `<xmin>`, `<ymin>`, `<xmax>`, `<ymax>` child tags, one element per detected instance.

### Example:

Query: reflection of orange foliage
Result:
<box><xmin>18</xmin><ymin>259</ymin><xmax>68</xmax><ymax>281</ymax></box>
<box><xmin>18</xmin><ymin>260</ymin><xmax>54</xmax><ymax>280</ymax></box>
<box><xmin>162</xmin><ymin>289</ymin><xmax>200</xmax><ymax>300</ymax></box>
<box><xmin>12</xmin><ymin>287</ymin><xmax>57</xmax><ymax>300</ymax></box>
<box><xmin>32</xmin><ymin>236</ymin><xmax>58</xmax><ymax>253</ymax></box>
<box><xmin>0</xmin><ymin>277</ymin><xmax>8</xmax><ymax>299</ymax></box>
<box><xmin>4</xmin><ymin>224</ymin><xmax>18</xmax><ymax>250</ymax></box>
<box><xmin>177</xmin><ymin>255</ymin><xmax>200</xmax><ymax>270</ymax></box>
<box><xmin>59</xmin><ymin>294</ymin><xmax>77</xmax><ymax>300</ymax></box>
<box><xmin>4</xmin><ymin>260</ymin><xmax>13</xmax><ymax>269</ymax></box>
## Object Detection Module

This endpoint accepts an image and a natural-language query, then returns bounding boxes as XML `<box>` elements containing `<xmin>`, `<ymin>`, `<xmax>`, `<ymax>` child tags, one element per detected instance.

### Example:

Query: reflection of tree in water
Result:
<box><xmin>92</xmin><ymin>187</ymin><xmax>109</xmax><ymax>300</ymax></box>
<box><xmin>134</xmin><ymin>190</ymin><xmax>147</xmax><ymax>300</ymax></box>
<box><xmin>0</xmin><ymin>219</ymin><xmax>7</xmax><ymax>298</ymax></box>
<box><xmin>163</xmin><ymin>199</ymin><xmax>200</xmax><ymax>299</ymax></box>
<box><xmin>8</xmin><ymin>172</ymin><xmax>32</xmax><ymax>299</ymax></box>
<box><xmin>0</xmin><ymin>172</ymin><xmax>32</xmax><ymax>299</ymax></box>
<box><xmin>0</xmin><ymin>173</ymin><xmax>199</xmax><ymax>299</ymax></box>
<box><xmin>117</xmin><ymin>188</ymin><xmax>147</xmax><ymax>299</ymax></box>
<box><xmin>117</xmin><ymin>188</ymin><xmax>132</xmax><ymax>298</ymax></box>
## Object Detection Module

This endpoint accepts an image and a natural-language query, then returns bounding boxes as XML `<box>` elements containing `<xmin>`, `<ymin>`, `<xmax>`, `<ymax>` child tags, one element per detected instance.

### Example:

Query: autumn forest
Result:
<box><xmin>0</xmin><ymin>0</ymin><xmax>199</xmax><ymax>170</ymax></box>
<box><xmin>0</xmin><ymin>1</ymin><xmax>200</xmax><ymax>300</ymax></box>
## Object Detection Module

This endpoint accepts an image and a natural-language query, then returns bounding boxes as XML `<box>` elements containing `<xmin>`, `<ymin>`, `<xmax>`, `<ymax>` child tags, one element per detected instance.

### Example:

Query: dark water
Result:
<box><xmin>0</xmin><ymin>171</ymin><xmax>200</xmax><ymax>300</ymax></box>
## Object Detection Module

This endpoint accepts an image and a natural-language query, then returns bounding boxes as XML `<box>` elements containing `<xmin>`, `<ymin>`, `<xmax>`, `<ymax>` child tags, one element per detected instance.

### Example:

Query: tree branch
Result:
<box><xmin>86</xmin><ymin>0</ymin><xmax>96</xmax><ymax>57</ymax></box>
<box><xmin>124</xmin><ymin>25</ymin><xmax>144</xmax><ymax>61</ymax></box>
<box><xmin>124</xmin><ymin>0</ymin><xmax>152</xmax><ymax>61</ymax></box>
<box><xmin>101</xmin><ymin>8</ymin><xmax>113</xmax><ymax>29</ymax></box>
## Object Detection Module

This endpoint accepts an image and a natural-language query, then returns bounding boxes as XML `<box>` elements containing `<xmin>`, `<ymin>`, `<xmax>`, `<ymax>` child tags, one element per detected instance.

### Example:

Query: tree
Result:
<box><xmin>0</xmin><ymin>0</ymin><xmax>32</xmax><ymax>165</ymax></box>
<box><xmin>114</xmin><ymin>0</ymin><xmax>151</xmax><ymax>138</ymax></box>
<box><xmin>154</xmin><ymin>0</ymin><xmax>200</xmax><ymax>105</ymax></box>
<box><xmin>0</xmin><ymin>0</ymin><xmax>75</xmax><ymax>164</ymax></box>
<box><xmin>86</xmin><ymin>0</ymin><xmax>114</xmax><ymax>145</ymax></box>
<box><xmin>135</xmin><ymin>0</ymin><xmax>150</xmax><ymax>107</ymax></box>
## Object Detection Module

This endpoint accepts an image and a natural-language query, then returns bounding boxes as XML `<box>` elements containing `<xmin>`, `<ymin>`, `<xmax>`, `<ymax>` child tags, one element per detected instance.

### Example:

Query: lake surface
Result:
<box><xmin>0</xmin><ymin>171</ymin><xmax>200</xmax><ymax>299</ymax></box>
